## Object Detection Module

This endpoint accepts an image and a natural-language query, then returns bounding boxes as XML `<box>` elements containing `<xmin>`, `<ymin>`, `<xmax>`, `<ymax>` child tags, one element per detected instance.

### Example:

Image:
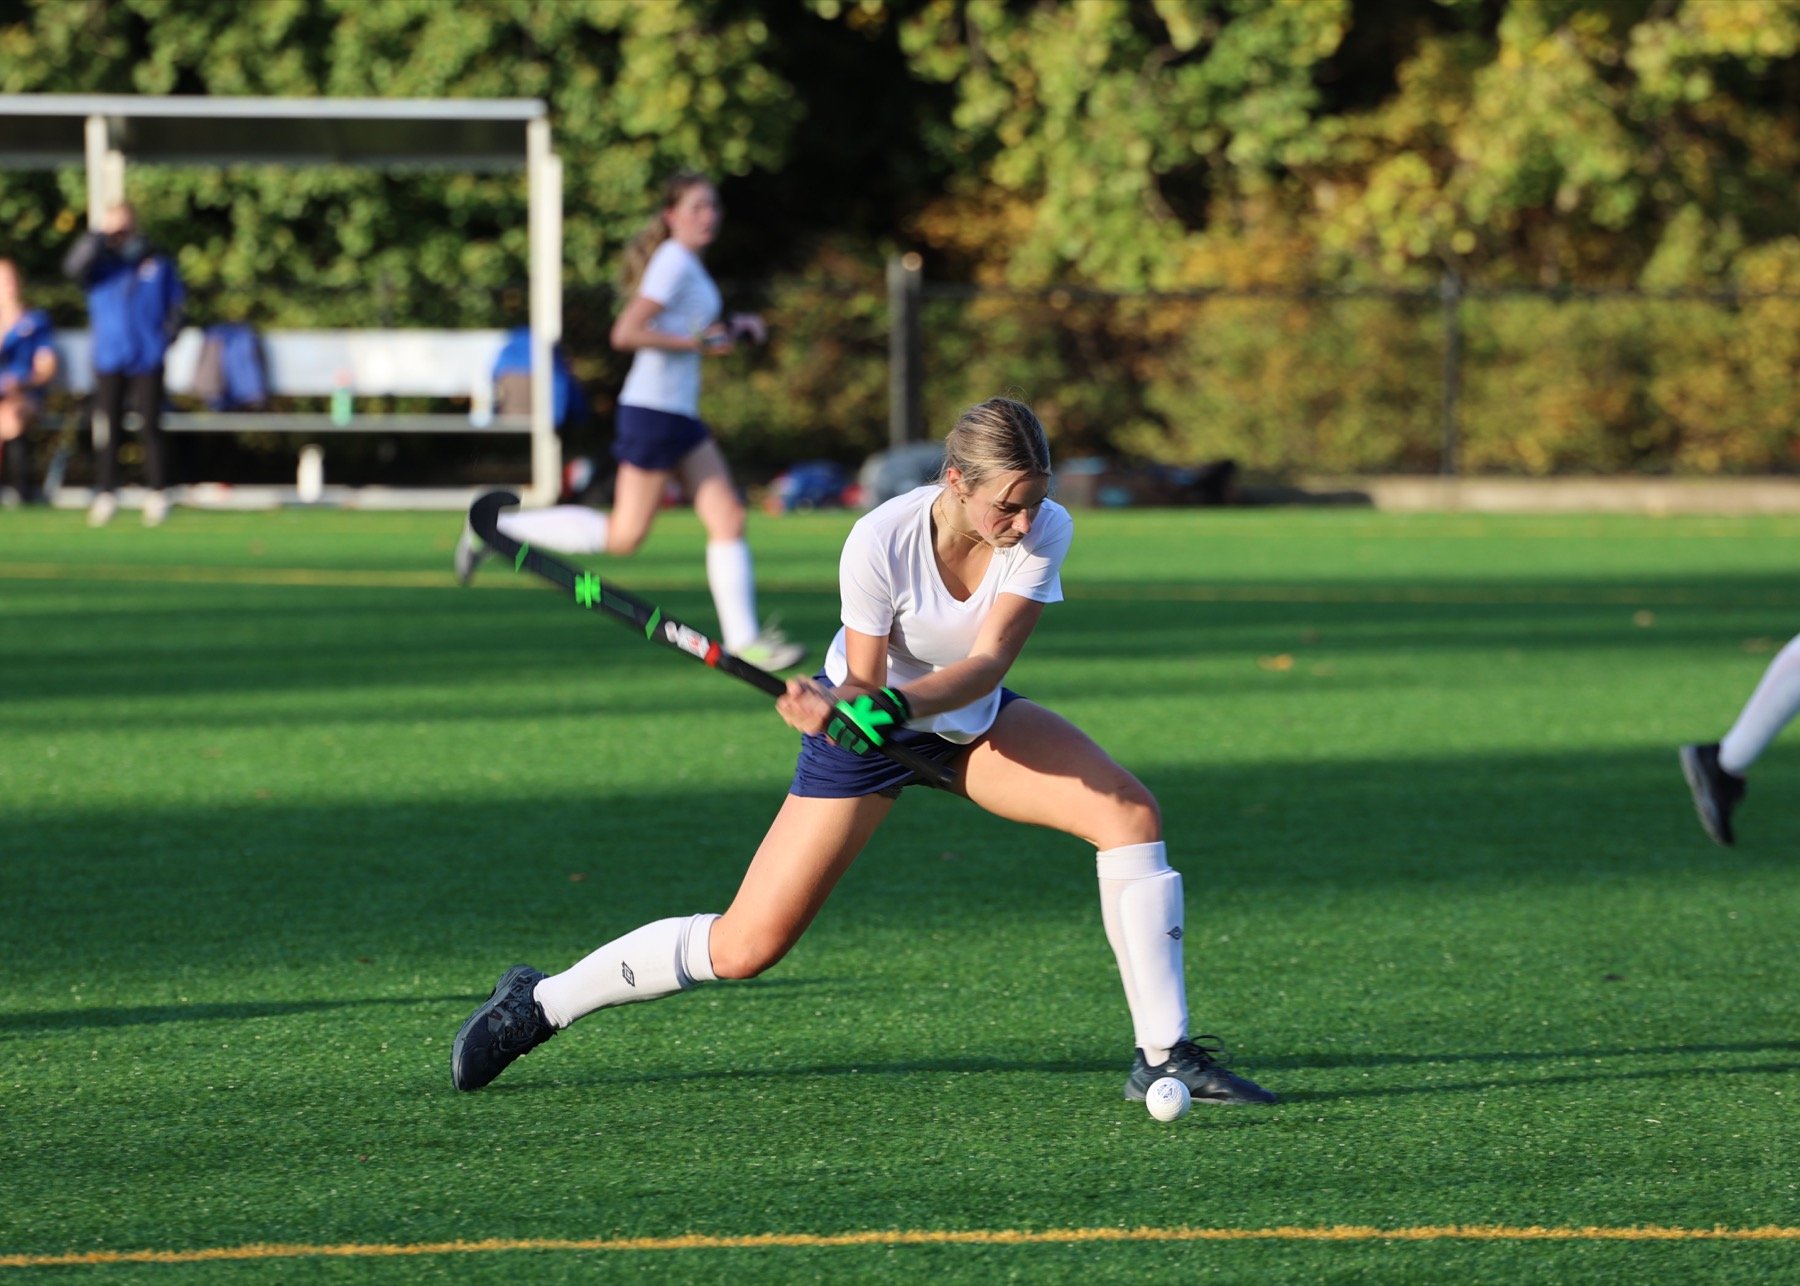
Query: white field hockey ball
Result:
<box><xmin>1145</xmin><ymin>1076</ymin><xmax>1191</xmax><ymax>1122</ymax></box>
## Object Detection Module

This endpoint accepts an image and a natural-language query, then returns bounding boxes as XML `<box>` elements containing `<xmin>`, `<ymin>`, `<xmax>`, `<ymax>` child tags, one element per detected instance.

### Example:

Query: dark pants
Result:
<box><xmin>93</xmin><ymin>368</ymin><xmax>167</xmax><ymax>494</ymax></box>
<box><xmin>0</xmin><ymin>392</ymin><xmax>40</xmax><ymax>498</ymax></box>
<box><xmin>1</xmin><ymin>434</ymin><xmax>34</xmax><ymax>498</ymax></box>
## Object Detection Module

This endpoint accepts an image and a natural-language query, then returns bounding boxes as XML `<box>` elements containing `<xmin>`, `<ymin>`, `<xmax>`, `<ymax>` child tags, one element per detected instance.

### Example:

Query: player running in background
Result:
<box><xmin>455</xmin><ymin>172</ymin><xmax>802</xmax><ymax>672</ymax></box>
<box><xmin>1681</xmin><ymin>633</ymin><xmax>1800</xmax><ymax>845</ymax></box>
<box><xmin>451</xmin><ymin>397</ymin><xmax>1277</xmax><ymax>1109</ymax></box>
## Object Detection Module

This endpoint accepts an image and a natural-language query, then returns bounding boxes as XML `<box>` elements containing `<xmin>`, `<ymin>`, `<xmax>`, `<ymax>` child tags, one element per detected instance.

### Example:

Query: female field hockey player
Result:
<box><xmin>455</xmin><ymin>171</ymin><xmax>803</xmax><ymax>672</ymax></box>
<box><xmin>1681</xmin><ymin>631</ymin><xmax>1800</xmax><ymax>845</ymax></box>
<box><xmin>452</xmin><ymin>396</ymin><xmax>1277</xmax><ymax>1108</ymax></box>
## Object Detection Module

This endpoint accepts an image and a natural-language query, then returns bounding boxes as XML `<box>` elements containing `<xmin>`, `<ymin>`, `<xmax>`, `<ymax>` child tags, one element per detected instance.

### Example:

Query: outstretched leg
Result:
<box><xmin>452</xmin><ymin>792</ymin><xmax>892</xmax><ymax>1091</ymax></box>
<box><xmin>455</xmin><ymin>464</ymin><xmax>672</xmax><ymax>585</ymax></box>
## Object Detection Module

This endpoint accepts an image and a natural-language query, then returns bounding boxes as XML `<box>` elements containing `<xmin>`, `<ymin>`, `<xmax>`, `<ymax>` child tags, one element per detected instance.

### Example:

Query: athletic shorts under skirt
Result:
<box><xmin>612</xmin><ymin>403</ymin><xmax>711</xmax><ymax>472</ymax></box>
<box><xmin>789</xmin><ymin>684</ymin><xmax>1025</xmax><ymax>799</ymax></box>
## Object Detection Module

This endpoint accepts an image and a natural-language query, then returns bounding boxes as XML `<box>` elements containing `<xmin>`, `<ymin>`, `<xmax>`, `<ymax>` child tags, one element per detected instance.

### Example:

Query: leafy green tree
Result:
<box><xmin>894</xmin><ymin>0</ymin><xmax>1800</xmax><ymax>291</ymax></box>
<box><xmin>0</xmin><ymin>0</ymin><xmax>802</xmax><ymax>322</ymax></box>
<box><xmin>896</xmin><ymin>0</ymin><xmax>1355</xmax><ymax>288</ymax></box>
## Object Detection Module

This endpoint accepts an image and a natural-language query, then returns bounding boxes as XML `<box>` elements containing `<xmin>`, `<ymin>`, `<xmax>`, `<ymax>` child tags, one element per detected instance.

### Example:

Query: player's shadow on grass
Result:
<box><xmin>1259</xmin><ymin>1038</ymin><xmax>1800</xmax><ymax>1071</ymax></box>
<box><xmin>512</xmin><ymin>1040</ymin><xmax>1800</xmax><ymax>1103</ymax></box>
<box><xmin>497</xmin><ymin>1053</ymin><xmax>1124</xmax><ymax>1094</ymax></box>
<box><xmin>0</xmin><ymin>995</ymin><xmax>466</xmax><ymax>1036</ymax></box>
<box><xmin>1269</xmin><ymin>1055</ymin><xmax>1800</xmax><ymax>1104</ymax></box>
<box><xmin>1252</xmin><ymin>1039</ymin><xmax>1800</xmax><ymax>1104</ymax></box>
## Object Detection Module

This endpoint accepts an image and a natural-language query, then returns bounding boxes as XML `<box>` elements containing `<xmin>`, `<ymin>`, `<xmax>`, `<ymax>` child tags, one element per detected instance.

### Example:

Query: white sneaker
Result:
<box><xmin>142</xmin><ymin>491</ymin><xmax>170</xmax><ymax>528</ymax></box>
<box><xmin>736</xmin><ymin>624</ymin><xmax>807</xmax><ymax>672</ymax></box>
<box><xmin>453</xmin><ymin>524</ymin><xmax>489</xmax><ymax>586</ymax></box>
<box><xmin>86</xmin><ymin>492</ymin><xmax>117</xmax><ymax>528</ymax></box>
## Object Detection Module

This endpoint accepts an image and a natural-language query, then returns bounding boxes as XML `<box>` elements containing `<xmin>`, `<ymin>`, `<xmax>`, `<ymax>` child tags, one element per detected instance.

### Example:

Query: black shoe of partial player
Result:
<box><xmin>1680</xmin><ymin>742</ymin><xmax>1745</xmax><ymax>847</ymax></box>
<box><xmin>1125</xmin><ymin>1036</ymin><xmax>1277</xmax><ymax>1105</ymax></box>
<box><xmin>452</xmin><ymin>964</ymin><xmax>554</xmax><ymax>1091</ymax></box>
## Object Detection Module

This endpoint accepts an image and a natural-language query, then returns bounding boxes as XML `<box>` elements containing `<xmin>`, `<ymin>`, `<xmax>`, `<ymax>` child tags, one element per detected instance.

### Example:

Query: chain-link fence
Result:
<box><xmin>886</xmin><ymin>270</ymin><xmax>1800</xmax><ymax>481</ymax></box>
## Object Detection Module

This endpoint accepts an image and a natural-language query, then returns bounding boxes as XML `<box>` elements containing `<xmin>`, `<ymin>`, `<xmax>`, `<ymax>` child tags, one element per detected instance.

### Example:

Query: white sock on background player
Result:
<box><xmin>533</xmin><ymin>913</ymin><xmax>719</xmax><ymax>1029</ymax></box>
<box><xmin>1719</xmin><ymin>634</ymin><xmax>1800</xmax><ymax>775</ymax></box>
<box><xmin>496</xmin><ymin>506</ymin><xmax>610</xmax><ymax>554</ymax></box>
<box><xmin>1096</xmin><ymin>841</ymin><xmax>1187</xmax><ymax>1065</ymax></box>
<box><xmin>706</xmin><ymin>538</ymin><xmax>760</xmax><ymax>652</ymax></box>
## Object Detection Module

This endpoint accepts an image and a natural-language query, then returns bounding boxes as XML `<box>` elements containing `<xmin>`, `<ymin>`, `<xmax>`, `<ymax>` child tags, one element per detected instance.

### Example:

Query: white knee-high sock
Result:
<box><xmin>532</xmin><ymin>913</ymin><xmax>719</xmax><ymax>1029</ymax></box>
<box><xmin>1096</xmin><ymin>842</ymin><xmax>1188</xmax><ymax>1065</ymax></box>
<box><xmin>1720</xmin><ymin>634</ymin><xmax>1800</xmax><ymax>775</ymax></box>
<box><xmin>706</xmin><ymin>538</ymin><xmax>759</xmax><ymax>652</ymax></box>
<box><xmin>496</xmin><ymin>506</ymin><xmax>610</xmax><ymax>554</ymax></box>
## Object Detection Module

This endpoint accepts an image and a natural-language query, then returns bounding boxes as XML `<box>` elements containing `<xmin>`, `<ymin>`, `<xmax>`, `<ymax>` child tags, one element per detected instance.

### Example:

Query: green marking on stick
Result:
<box><xmin>514</xmin><ymin>543</ymin><xmax>530</xmax><ymax>572</ymax></box>
<box><xmin>575</xmin><ymin>572</ymin><xmax>601</xmax><ymax>608</ymax></box>
<box><xmin>644</xmin><ymin>606</ymin><xmax>661</xmax><ymax>639</ymax></box>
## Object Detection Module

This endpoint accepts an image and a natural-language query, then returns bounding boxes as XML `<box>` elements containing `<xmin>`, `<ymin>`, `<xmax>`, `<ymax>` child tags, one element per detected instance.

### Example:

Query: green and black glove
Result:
<box><xmin>826</xmin><ymin>687</ymin><xmax>912</xmax><ymax>755</ymax></box>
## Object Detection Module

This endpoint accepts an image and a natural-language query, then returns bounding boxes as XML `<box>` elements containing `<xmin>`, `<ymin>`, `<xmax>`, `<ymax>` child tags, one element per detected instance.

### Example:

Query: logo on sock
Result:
<box><xmin>621</xmin><ymin>962</ymin><xmax>636</xmax><ymax>987</ymax></box>
<box><xmin>1167</xmin><ymin>926</ymin><xmax>1183</xmax><ymax>940</ymax></box>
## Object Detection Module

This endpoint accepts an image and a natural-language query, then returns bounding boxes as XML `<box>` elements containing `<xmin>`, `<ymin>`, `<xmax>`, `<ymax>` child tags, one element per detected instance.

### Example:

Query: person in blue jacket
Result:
<box><xmin>63</xmin><ymin>203</ymin><xmax>186</xmax><ymax>527</ymax></box>
<box><xmin>0</xmin><ymin>259</ymin><xmax>59</xmax><ymax>504</ymax></box>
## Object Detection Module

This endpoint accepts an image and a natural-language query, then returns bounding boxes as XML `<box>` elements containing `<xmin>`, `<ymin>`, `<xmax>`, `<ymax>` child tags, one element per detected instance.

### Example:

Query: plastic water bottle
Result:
<box><xmin>330</xmin><ymin>370</ymin><xmax>353</xmax><ymax>426</ymax></box>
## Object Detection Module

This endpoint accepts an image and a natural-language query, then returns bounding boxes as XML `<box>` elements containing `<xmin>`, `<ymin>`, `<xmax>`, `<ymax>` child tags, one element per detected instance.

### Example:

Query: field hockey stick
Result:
<box><xmin>468</xmin><ymin>491</ymin><xmax>957</xmax><ymax>790</ymax></box>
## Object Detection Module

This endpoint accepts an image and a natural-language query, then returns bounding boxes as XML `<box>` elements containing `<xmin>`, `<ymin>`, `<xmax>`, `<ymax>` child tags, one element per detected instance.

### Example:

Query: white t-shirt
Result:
<box><xmin>825</xmin><ymin>484</ymin><xmax>1074</xmax><ymax>743</ymax></box>
<box><xmin>617</xmin><ymin>239</ymin><xmax>721</xmax><ymax>417</ymax></box>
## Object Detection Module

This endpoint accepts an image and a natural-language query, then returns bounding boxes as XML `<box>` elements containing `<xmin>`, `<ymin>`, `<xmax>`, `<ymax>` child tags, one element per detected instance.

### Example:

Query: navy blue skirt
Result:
<box><xmin>613</xmin><ymin>403</ymin><xmax>710</xmax><ymax>471</ymax></box>
<box><xmin>789</xmin><ymin>684</ymin><xmax>1025</xmax><ymax>799</ymax></box>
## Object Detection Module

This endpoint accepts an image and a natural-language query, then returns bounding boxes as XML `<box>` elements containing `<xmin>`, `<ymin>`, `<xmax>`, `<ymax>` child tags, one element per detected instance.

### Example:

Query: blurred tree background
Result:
<box><xmin>1</xmin><ymin>0</ymin><xmax>1796</xmax><ymax>479</ymax></box>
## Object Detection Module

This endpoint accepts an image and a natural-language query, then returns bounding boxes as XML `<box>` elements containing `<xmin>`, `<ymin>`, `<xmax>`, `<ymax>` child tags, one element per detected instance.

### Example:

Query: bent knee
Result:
<box><xmin>1094</xmin><ymin>777</ymin><xmax>1162</xmax><ymax>848</ymax></box>
<box><xmin>704</xmin><ymin>514</ymin><xmax>746</xmax><ymax>543</ymax></box>
<box><xmin>699</xmin><ymin>500</ymin><xmax>746</xmax><ymax>542</ymax></box>
<box><xmin>607</xmin><ymin>528</ymin><xmax>650</xmax><ymax>557</ymax></box>
<box><xmin>707</xmin><ymin>926</ymin><xmax>794</xmax><ymax>980</ymax></box>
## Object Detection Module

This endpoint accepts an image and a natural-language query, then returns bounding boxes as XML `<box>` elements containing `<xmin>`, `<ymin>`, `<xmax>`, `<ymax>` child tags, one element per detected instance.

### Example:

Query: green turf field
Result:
<box><xmin>3</xmin><ymin>505</ymin><xmax>1797</xmax><ymax>1282</ymax></box>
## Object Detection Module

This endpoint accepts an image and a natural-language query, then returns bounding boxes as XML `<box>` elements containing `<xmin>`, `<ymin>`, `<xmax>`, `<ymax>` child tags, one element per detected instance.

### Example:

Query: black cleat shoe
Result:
<box><xmin>1680</xmin><ymin>742</ymin><xmax>1745</xmax><ymax>847</ymax></box>
<box><xmin>452</xmin><ymin>964</ymin><xmax>554</xmax><ymax>1091</ymax></box>
<box><xmin>1125</xmin><ymin>1036</ymin><xmax>1277</xmax><ymax>1106</ymax></box>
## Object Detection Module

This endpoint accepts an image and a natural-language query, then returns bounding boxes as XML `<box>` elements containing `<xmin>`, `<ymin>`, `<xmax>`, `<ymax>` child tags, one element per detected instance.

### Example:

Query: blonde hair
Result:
<box><xmin>619</xmin><ymin>171</ymin><xmax>713</xmax><ymax>296</ymax></box>
<box><xmin>942</xmin><ymin>397</ymin><xmax>1052</xmax><ymax>490</ymax></box>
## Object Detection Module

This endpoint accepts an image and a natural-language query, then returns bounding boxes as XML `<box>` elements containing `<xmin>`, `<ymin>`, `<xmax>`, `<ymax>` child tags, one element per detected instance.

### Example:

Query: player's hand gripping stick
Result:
<box><xmin>826</xmin><ymin>687</ymin><xmax>912</xmax><ymax>756</ymax></box>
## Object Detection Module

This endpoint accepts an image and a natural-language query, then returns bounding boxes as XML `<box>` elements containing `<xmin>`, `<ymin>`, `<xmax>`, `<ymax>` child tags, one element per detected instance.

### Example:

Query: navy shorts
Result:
<box><xmin>613</xmin><ymin>403</ymin><xmax>710</xmax><ymax>471</ymax></box>
<box><xmin>789</xmin><ymin>684</ymin><xmax>1026</xmax><ymax>799</ymax></box>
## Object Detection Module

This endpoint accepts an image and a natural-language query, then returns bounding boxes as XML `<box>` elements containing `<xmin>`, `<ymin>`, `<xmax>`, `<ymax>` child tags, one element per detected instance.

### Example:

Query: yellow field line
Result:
<box><xmin>6</xmin><ymin>1224</ymin><xmax>1799</xmax><ymax>1268</ymax></box>
<box><xmin>4</xmin><ymin>561</ymin><xmax>1798</xmax><ymax>608</ymax></box>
